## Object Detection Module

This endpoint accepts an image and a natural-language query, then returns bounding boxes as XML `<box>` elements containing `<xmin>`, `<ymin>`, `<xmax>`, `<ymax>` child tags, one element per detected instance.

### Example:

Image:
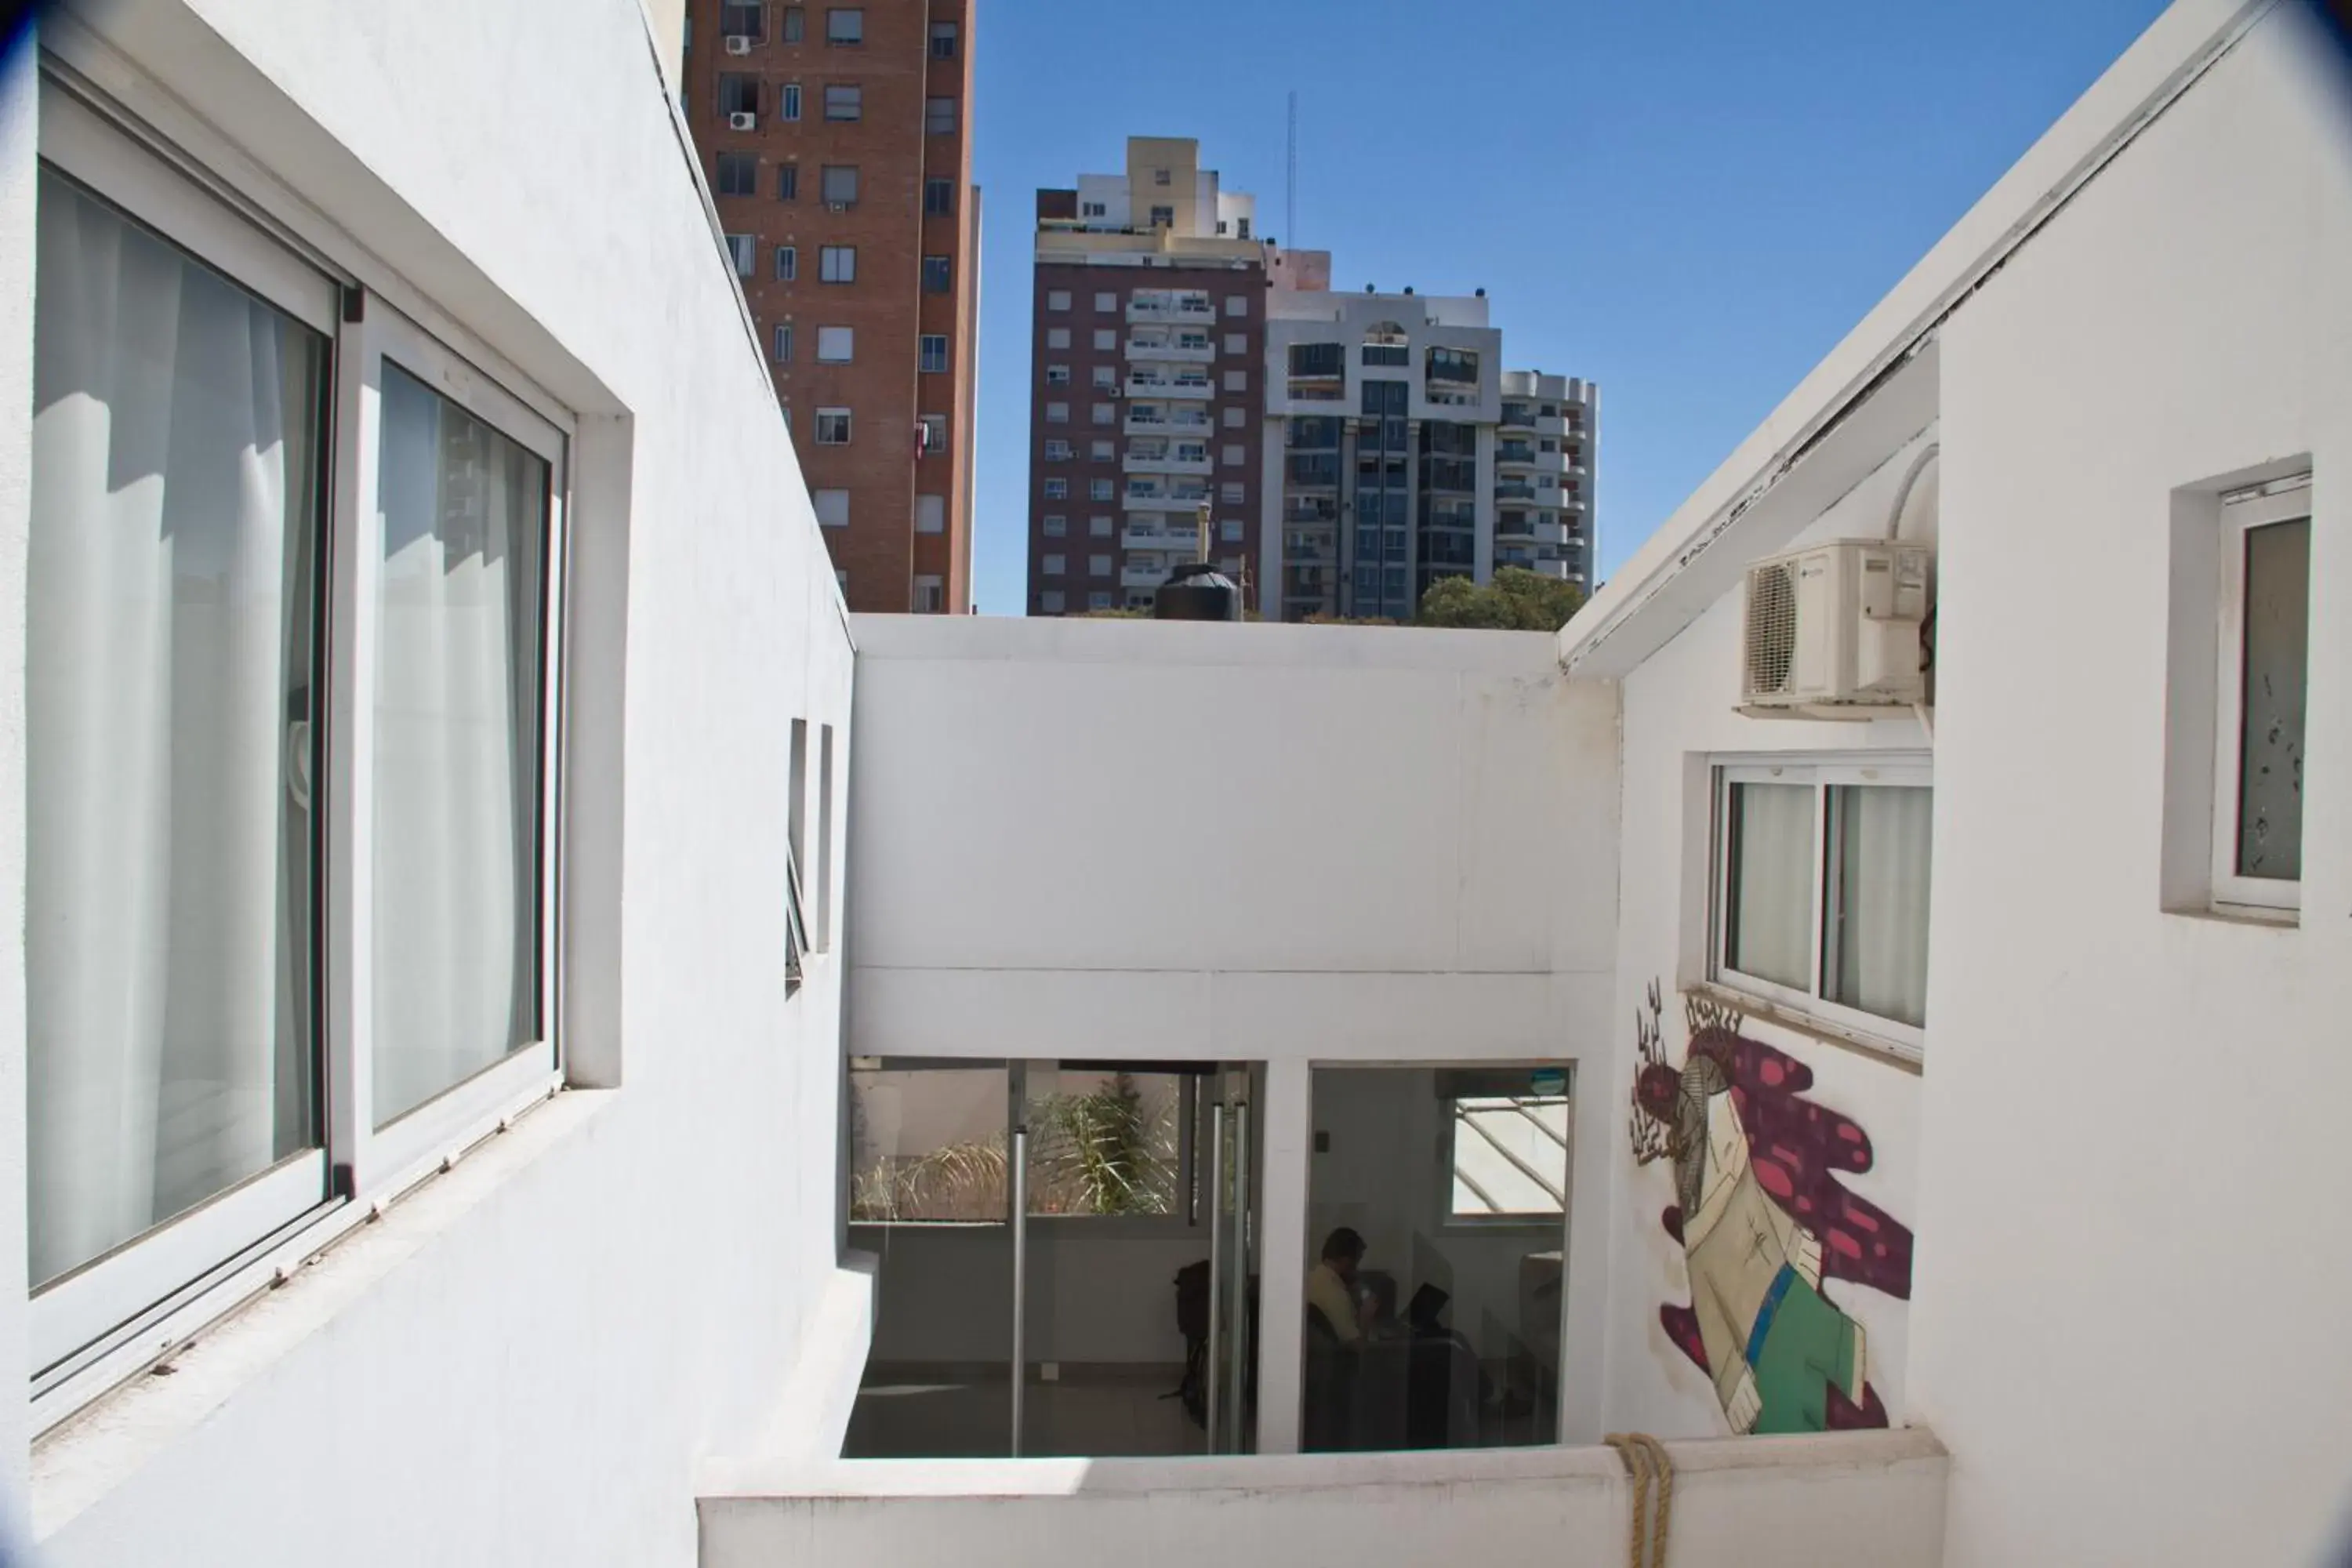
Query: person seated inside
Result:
<box><xmin>1306</xmin><ymin>1226</ymin><xmax>1373</xmax><ymax>1345</ymax></box>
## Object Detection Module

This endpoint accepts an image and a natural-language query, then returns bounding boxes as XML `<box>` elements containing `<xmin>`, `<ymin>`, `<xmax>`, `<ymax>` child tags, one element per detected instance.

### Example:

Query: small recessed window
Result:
<box><xmin>771</xmin><ymin>322</ymin><xmax>793</xmax><ymax>361</ymax></box>
<box><xmin>720</xmin><ymin>1</ymin><xmax>767</xmax><ymax>40</ymax></box>
<box><xmin>719</xmin><ymin>74</ymin><xmax>759</xmax><ymax>116</ymax></box>
<box><xmin>815</xmin><ymin>325</ymin><xmax>853</xmax><ymax>363</ymax></box>
<box><xmin>776</xmin><ymin>164</ymin><xmax>799</xmax><ymax>201</ymax></box>
<box><xmin>724</xmin><ymin>233</ymin><xmax>756</xmax><ymax>276</ymax></box>
<box><xmin>1046</xmin><ymin>365</ymin><xmax>1071</xmax><ymax>386</ymax></box>
<box><xmin>824</xmin><ymin>83</ymin><xmax>862</xmax><ymax>122</ymax></box>
<box><xmin>2213</xmin><ymin>479</ymin><xmax>2311</xmax><ymax>909</ymax></box>
<box><xmin>929</xmin><ymin>20</ymin><xmax>959</xmax><ymax>57</ymax></box>
<box><xmin>826</xmin><ymin>7</ymin><xmax>862</xmax><ymax>45</ymax></box>
<box><xmin>924</xmin><ymin>178</ymin><xmax>954</xmax><ymax>216</ymax></box>
<box><xmin>716</xmin><ymin>151</ymin><xmax>758</xmax><ymax>197</ymax></box>
<box><xmin>916</xmin><ymin>496</ymin><xmax>946</xmax><ymax>536</ymax></box>
<box><xmin>774</xmin><ymin>244</ymin><xmax>797</xmax><ymax>281</ymax></box>
<box><xmin>821</xmin><ymin>165</ymin><xmax>858</xmax><ymax>206</ymax></box>
<box><xmin>1044</xmin><ymin>477</ymin><xmax>1069</xmax><ymax>500</ymax></box>
<box><xmin>815</xmin><ymin>408</ymin><xmax>852</xmax><ymax>445</ymax></box>
<box><xmin>1042</xmin><ymin>515</ymin><xmax>1068</xmax><ymax>537</ymax></box>
<box><xmin>1047</xmin><ymin>289</ymin><xmax>1072</xmax><ymax>312</ymax></box>
<box><xmin>779</xmin><ymin>82</ymin><xmax>802</xmax><ymax>122</ymax></box>
<box><xmin>782</xmin><ymin>7</ymin><xmax>804</xmax><ymax>42</ymax></box>
<box><xmin>1044</xmin><ymin>401</ymin><xmax>1069</xmax><ymax>426</ymax></box>
<box><xmin>926</xmin><ymin>97</ymin><xmax>957</xmax><ymax>136</ymax></box>
<box><xmin>1149</xmin><ymin>205</ymin><xmax>1174</xmax><ymax>228</ymax></box>
<box><xmin>820</xmin><ymin>245</ymin><xmax>855</xmax><ymax>284</ymax></box>
<box><xmin>920</xmin><ymin>334</ymin><xmax>949</xmax><ymax>373</ymax></box>
<box><xmin>1094</xmin><ymin>292</ymin><xmax>1116</xmax><ymax>313</ymax></box>
<box><xmin>814</xmin><ymin>488</ymin><xmax>851</xmax><ymax>527</ymax></box>
<box><xmin>1092</xmin><ymin>328</ymin><xmax>1115</xmax><ymax>350</ymax></box>
<box><xmin>922</xmin><ymin>255</ymin><xmax>952</xmax><ymax>294</ymax></box>
<box><xmin>918</xmin><ymin>414</ymin><xmax>946</xmax><ymax>453</ymax></box>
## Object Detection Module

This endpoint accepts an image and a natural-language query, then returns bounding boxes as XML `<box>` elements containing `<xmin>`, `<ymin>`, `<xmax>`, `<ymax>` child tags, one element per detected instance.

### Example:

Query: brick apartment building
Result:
<box><xmin>1028</xmin><ymin>138</ymin><xmax>1270</xmax><ymax>615</ymax></box>
<box><xmin>683</xmin><ymin>0</ymin><xmax>978</xmax><ymax>613</ymax></box>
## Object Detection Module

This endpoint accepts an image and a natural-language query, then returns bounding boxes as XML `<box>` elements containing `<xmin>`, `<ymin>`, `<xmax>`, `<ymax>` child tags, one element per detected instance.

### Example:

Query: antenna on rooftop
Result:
<box><xmin>1286</xmin><ymin>89</ymin><xmax>1298</xmax><ymax>249</ymax></box>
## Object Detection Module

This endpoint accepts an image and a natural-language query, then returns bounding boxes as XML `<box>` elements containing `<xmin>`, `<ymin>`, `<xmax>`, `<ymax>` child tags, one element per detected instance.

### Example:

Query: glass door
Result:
<box><xmin>841</xmin><ymin>1058</ymin><xmax>1017</xmax><ymax>1457</ymax></box>
<box><xmin>1203</xmin><ymin>1062</ymin><xmax>1263</xmax><ymax>1454</ymax></box>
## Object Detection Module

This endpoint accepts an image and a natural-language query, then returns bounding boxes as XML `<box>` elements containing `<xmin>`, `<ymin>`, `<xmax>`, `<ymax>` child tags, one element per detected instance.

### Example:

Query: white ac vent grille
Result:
<box><xmin>1745</xmin><ymin>560</ymin><xmax>1799</xmax><ymax>698</ymax></box>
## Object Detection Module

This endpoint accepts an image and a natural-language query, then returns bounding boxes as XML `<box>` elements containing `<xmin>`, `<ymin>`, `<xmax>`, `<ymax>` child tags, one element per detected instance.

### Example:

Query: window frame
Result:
<box><xmin>826</xmin><ymin>6</ymin><xmax>863</xmax><ymax>45</ymax></box>
<box><xmin>1707</xmin><ymin>755</ymin><xmax>1931</xmax><ymax>1058</ymax></box>
<box><xmin>774</xmin><ymin>243</ymin><xmax>797</xmax><ymax>281</ymax></box>
<box><xmin>822</xmin><ymin>82</ymin><xmax>862</xmax><ymax>122</ymax></box>
<box><xmin>28</xmin><ymin>86</ymin><xmax>573</xmax><ymax>1406</ymax></box>
<box><xmin>919</xmin><ymin>333</ymin><xmax>949</xmax><ymax>373</ymax></box>
<box><xmin>779</xmin><ymin>82</ymin><xmax>802</xmax><ymax>122</ymax></box>
<box><xmin>818</xmin><ymin>243</ymin><xmax>855</xmax><ymax>284</ymax></box>
<box><xmin>2209</xmin><ymin>481</ymin><xmax>2310</xmax><ymax>916</ymax></box>
<box><xmin>815</xmin><ymin>408</ymin><xmax>853</xmax><ymax>445</ymax></box>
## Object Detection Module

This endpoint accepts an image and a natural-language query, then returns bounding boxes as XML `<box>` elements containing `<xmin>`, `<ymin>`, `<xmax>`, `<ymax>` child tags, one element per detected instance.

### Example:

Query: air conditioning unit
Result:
<box><xmin>724</xmin><ymin>34</ymin><xmax>754</xmax><ymax>54</ymax></box>
<box><xmin>826</xmin><ymin>200</ymin><xmax>850</xmax><ymax>213</ymax></box>
<box><xmin>728</xmin><ymin>111</ymin><xmax>758</xmax><ymax>131</ymax></box>
<box><xmin>1740</xmin><ymin>538</ymin><xmax>1932</xmax><ymax>713</ymax></box>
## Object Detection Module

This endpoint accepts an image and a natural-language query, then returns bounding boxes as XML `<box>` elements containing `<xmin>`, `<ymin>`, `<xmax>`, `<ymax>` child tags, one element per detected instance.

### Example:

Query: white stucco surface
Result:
<box><xmin>9</xmin><ymin>2</ymin><xmax>856</xmax><ymax>1563</ymax></box>
<box><xmin>1909</xmin><ymin>10</ymin><xmax>2352</xmax><ymax>1564</ymax></box>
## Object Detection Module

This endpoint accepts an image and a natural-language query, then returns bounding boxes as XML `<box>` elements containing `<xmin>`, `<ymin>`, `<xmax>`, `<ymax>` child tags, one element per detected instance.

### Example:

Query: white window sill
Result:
<box><xmin>2169</xmin><ymin>901</ymin><xmax>2299</xmax><ymax>930</ymax></box>
<box><xmin>1686</xmin><ymin>982</ymin><xmax>1923</xmax><ymax>1076</ymax></box>
<box><xmin>31</xmin><ymin>1086</ymin><xmax>615</xmax><ymax>1541</ymax></box>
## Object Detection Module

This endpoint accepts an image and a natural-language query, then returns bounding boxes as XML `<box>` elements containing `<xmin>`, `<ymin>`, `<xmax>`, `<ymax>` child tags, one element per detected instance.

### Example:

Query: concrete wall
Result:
<box><xmin>13</xmin><ymin>2</ymin><xmax>855</xmax><ymax>1563</ymax></box>
<box><xmin>1911</xmin><ymin>10</ymin><xmax>2352</xmax><ymax>1566</ymax></box>
<box><xmin>844</xmin><ymin>614</ymin><xmax>1624</xmax><ymax>1445</ymax></box>
<box><xmin>1603</xmin><ymin>435</ymin><xmax>1938</xmax><ymax>1443</ymax></box>
<box><xmin>699</xmin><ymin>1428</ymin><xmax>1950</xmax><ymax>1568</ymax></box>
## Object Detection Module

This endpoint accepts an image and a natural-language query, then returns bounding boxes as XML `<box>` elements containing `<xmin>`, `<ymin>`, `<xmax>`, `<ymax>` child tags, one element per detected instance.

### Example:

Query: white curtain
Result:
<box><xmin>1833</xmin><ymin>786</ymin><xmax>1934</xmax><ymax>1025</ymax></box>
<box><xmin>27</xmin><ymin>173</ymin><xmax>322</xmax><ymax>1287</ymax></box>
<box><xmin>370</xmin><ymin>365</ymin><xmax>545</xmax><ymax>1126</ymax></box>
<box><xmin>1727</xmin><ymin>782</ymin><xmax>1814</xmax><ymax>991</ymax></box>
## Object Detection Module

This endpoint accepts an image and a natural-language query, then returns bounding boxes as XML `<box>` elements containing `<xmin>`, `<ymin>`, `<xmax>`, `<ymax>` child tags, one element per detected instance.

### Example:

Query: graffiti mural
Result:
<box><xmin>1628</xmin><ymin>981</ymin><xmax>1913</xmax><ymax>1435</ymax></box>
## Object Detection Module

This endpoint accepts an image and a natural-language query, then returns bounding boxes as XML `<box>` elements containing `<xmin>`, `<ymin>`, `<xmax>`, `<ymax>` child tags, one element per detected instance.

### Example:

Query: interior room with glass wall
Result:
<box><xmin>843</xmin><ymin>1058</ymin><xmax>1262</xmax><ymax>1458</ymax></box>
<box><xmin>1300</xmin><ymin>1064</ymin><xmax>1573</xmax><ymax>1452</ymax></box>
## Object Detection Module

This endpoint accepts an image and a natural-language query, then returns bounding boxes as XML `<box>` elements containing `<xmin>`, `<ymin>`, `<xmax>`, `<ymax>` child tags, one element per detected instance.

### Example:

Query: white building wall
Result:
<box><xmin>844</xmin><ymin>615</ymin><xmax>1624</xmax><ymax>1446</ymax></box>
<box><xmin>1604</xmin><ymin>435</ymin><xmax>1939</xmax><ymax>1443</ymax></box>
<box><xmin>1911</xmin><ymin>11</ymin><xmax>2352</xmax><ymax>1566</ymax></box>
<box><xmin>11</xmin><ymin>2</ymin><xmax>855</xmax><ymax>1564</ymax></box>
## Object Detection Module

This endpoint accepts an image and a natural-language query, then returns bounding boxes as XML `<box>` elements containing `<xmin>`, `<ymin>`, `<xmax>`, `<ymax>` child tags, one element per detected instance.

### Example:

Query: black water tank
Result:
<box><xmin>1153</xmin><ymin>561</ymin><xmax>1242</xmax><ymax>622</ymax></box>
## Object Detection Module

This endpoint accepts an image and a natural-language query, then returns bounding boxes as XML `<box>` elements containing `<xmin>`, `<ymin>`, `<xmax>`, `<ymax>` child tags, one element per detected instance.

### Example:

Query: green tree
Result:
<box><xmin>1414</xmin><ymin>567</ymin><xmax>1586</xmax><ymax>632</ymax></box>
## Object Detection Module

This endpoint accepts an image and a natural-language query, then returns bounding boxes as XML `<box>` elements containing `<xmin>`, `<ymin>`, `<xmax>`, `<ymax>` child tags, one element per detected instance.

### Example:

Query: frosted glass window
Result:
<box><xmin>2235</xmin><ymin>518</ymin><xmax>2308</xmax><ymax>880</ymax></box>
<box><xmin>1722</xmin><ymin>782</ymin><xmax>1813</xmax><ymax>991</ymax></box>
<box><xmin>371</xmin><ymin>363</ymin><xmax>547</xmax><ymax>1126</ymax></box>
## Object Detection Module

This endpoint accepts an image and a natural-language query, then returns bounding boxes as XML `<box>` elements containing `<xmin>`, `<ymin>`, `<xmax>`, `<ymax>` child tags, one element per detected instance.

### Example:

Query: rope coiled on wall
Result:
<box><xmin>1604</xmin><ymin>1432</ymin><xmax>1675</xmax><ymax>1568</ymax></box>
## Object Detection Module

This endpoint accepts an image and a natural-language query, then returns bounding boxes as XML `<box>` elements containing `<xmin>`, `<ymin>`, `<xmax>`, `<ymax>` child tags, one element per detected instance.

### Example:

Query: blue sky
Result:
<box><xmin>960</xmin><ymin>0</ymin><xmax>2170</xmax><ymax>617</ymax></box>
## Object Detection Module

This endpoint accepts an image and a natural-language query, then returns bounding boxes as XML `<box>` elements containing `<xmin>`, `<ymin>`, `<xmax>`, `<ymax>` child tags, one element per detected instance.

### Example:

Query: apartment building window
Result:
<box><xmin>719</xmin><ymin>74</ymin><xmax>759</xmax><ymax>117</ymax></box>
<box><xmin>1093</xmin><ymin>328</ymin><xmax>1115</xmax><ymax>350</ymax></box>
<box><xmin>1221</xmin><ymin>518</ymin><xmax>1245</xmax><ymax>541</ymax></box>
<box><xmin>918</xmin><ymin>414</ymin><xmax>947</xmax><ymax>452</ymax></box>
<box><xmin>1290</xmin><ymin>343</ymin><xmax>1344</xmax><ymax>378</ymax></box>
<box><xmin>1221</xmin><ymin>481</ymin><xmax>1245</xmax><ymax>505</ymax></box>
<box><xmin>2211</xmin><ymin>477</ymin><xmax>2311</xmax><ymax>912</ymax></box>
<box><xmin>925</xmin><ymin>177</ymin><xmax>954</xmax><ymax>216</ymax></box>
<box><xmin>1044</xmin><ymin>439</ymin><xmax>1073</xmax><ymax>460</ymax></box>
<box><xmin>824</xmin><ymin>84</ymin><xmax>862</xmax><ymax>122</ymax></box>
<box><xmin>1090</xmin><ymin>554</ymin><xmax>1113</xmax><ymax>577</ymax></box>
<box><xmin>1081</xmin><ymin>201</ymin><xmax>1108</xmax><ymax>219</ymax></box>
<box><xmin>1089</xmin><ymin>591</ymin><xmax>1113</xmax><ymax>609</ymax></box>
<box><xmin>816</xmin><ymin>325</ymin><xmax>853</xmax><ymax>362</ymax></box>
<box><xmin>815</xmin><ymin>489</ymin><xmax>851</xmax><ymax>527</ymax></box>
<box><xmin>1223</xmin><ymin>368</ymin><xmax>1248</xmax><ymax>392</ymax></box>
<box><xmin>1225</xmin><ymin>332</ymin><xmax>1247</xmax><ymax>356</ymax></box>
<box><xmin>1090</xmin><ymin>478</ymin><xmax>1114</xmax><ymax>501</ymax></box>
<box><xmin>1426</xmin><ymin>347</ymin><xmax>1479</xmax><ymax>385</ymax></box>
<box><xmin>1091</xmin><ymin>516</ymin><xmax>1113</xmax><ymax>536</ymax></box>
<box><xmin>916</xmin><ymin>495</ymin><xmax>947</xmax><ymax>535</ymax></box>
<box><xmin>782</xmin><ymin>6</ymin><xmax>804</xmax><ymax>42</ymax></box>
<box><xmin>720</xmin><ymin>2</ymin><xmax>767</xmax><ymax>40</ymax></box>
<box><xmin>821</xmin><ymin>165</ymin><xmax>858</xmax><ymax>206</ymax></box>
<box><xmin>1045</xmin><ymin>328</ymin><xmax>1071</xmax><ymax>350</ymax></box>
<box><xmin>1153</xmin><ymin>168</ymin><xmax>1172</xmax><ymax>186</ymax></box>
<box><xmin>1045</xmin><ymin>401</ymin><xmax>1069</xmax><ymax>425</ymax></box>
<box><xmin>1048</xmin><ymin>289</ymin><xmax>1072</xmax><ymax>311</ymax></box>
<box><xmin>776</xmin><ymin>164</ymin><xmax>799</xmax><ymax>200</ymax></box>
<box><xmin>771</xmin><ymin>322</ymin><xmax>793</xmax><ymax>361</ymax></box>
<box><xmin>922</xmin><ymin>255</ymin><xmax>953</xmax><ymax>293</ymax></box>
<box><xmin>1712</xmin><ymin>759</ymin><xmax>1933</xmax><ymax>1044</ymax></box>
<box><xmin>1043</xmin><ymin>553</ymin><xmax>1068</xmax><ymax>575</ymax></box>
<box><xmin>24</xmin><ymin>132</ymin><xmax>569</xmax><ymax>1386</ymax></box>
<box><xmin>1043</xmin><ymin>515</ymin><xmax>1068</xmax><ymax>536</ymax></box>
<box><xmin>1091</xmin><ymin>366</ymin><xmax>1116</xmax><ymax>389</ymax></box>
<box><xmin>1094</xmin><ymin>291</ymin><xmax>1116</xmax><ymax>312</ymax></box>
<box><xmin>1225</xmin><ymin>294</ymin><xmax>1247</xmax><ymax>318</ymax></box>
<box><xmin>1044</xmin><ymin>478</ymin><xmax>1069</xmax><ymax>499</ymax></box>
<box><xmin>926</xmin><ymin>97</ymin><xmax>957</xmax><ymax>135</ymax></box>
<box><xmin>920</xmin><ymin>333</ymin><xmax>949</xmax><ymax>373</ymax></box>
<box><xmin>724</xmin><ymin>233</ymin><xmax>755</xmax><ymax>275</ymax></box>
<box><xmin>780</xmin><ymin>82</ymin><xmax>802</xmax><ymax>121</ymax></box>
<box><xmin>717</xmin><ymin>151</ymin><xmax>758</xmax><ymax>197</ymax></box>
<box><xmin>820</xmin><ymin>245</ymin><xmax>855</xmax><ymax>283</ymax></box>
<box><xmin>1041</xmin><ymin>590</ymin><xmax>1066</xmax><ymax>612</ymax></box>
<box><xmin>1149</xmin><ymin>205</ymin><xmax>1174</xmax><ymax>227</ymax></box>
<box><xmin>1091</xmin><ymin>403</ymin><xmax>1116</xmax><ymax>426</ymax></box>
<box><xmin>815</xmin><ymin>408</ymin><xmax>852</xmax><ymax>444</ymax></box>
<box><xmin>930</xmin><ymin>20</ymin><xmax>959</xmax><ymax>56</ymax></box>
<box><xmin>1047</xmin><ymin>365</ymin><xmax>1071</xmax><ymax>385</ymax></box>
<box><xmin>1223</xmin><ymin>406</ymin><xmax>1245</xmax><ymax>429</ymax></box>
<box><xmin>1221</xmin><ymin>444</ymin><xmax>1244</xmax><ymax>466</ymax></box>
<box><xmin>826</xmin><ymin>7</ymin><xmax>863</xmax><ymax>45</ymax></box>
<box><xmin>775</xmin><ymin>245</ymin><xmax>797</xmax><ymax>280</ymax></box>
<box><xmin>915</xmin><ymin>575</ymin><xmax>945</xmax><ymax>613</ymax></box>
<box><xmin>1090</xmin><ymin>439</ymin><xmax>1113</xmax><ymax>461</ymax></box>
